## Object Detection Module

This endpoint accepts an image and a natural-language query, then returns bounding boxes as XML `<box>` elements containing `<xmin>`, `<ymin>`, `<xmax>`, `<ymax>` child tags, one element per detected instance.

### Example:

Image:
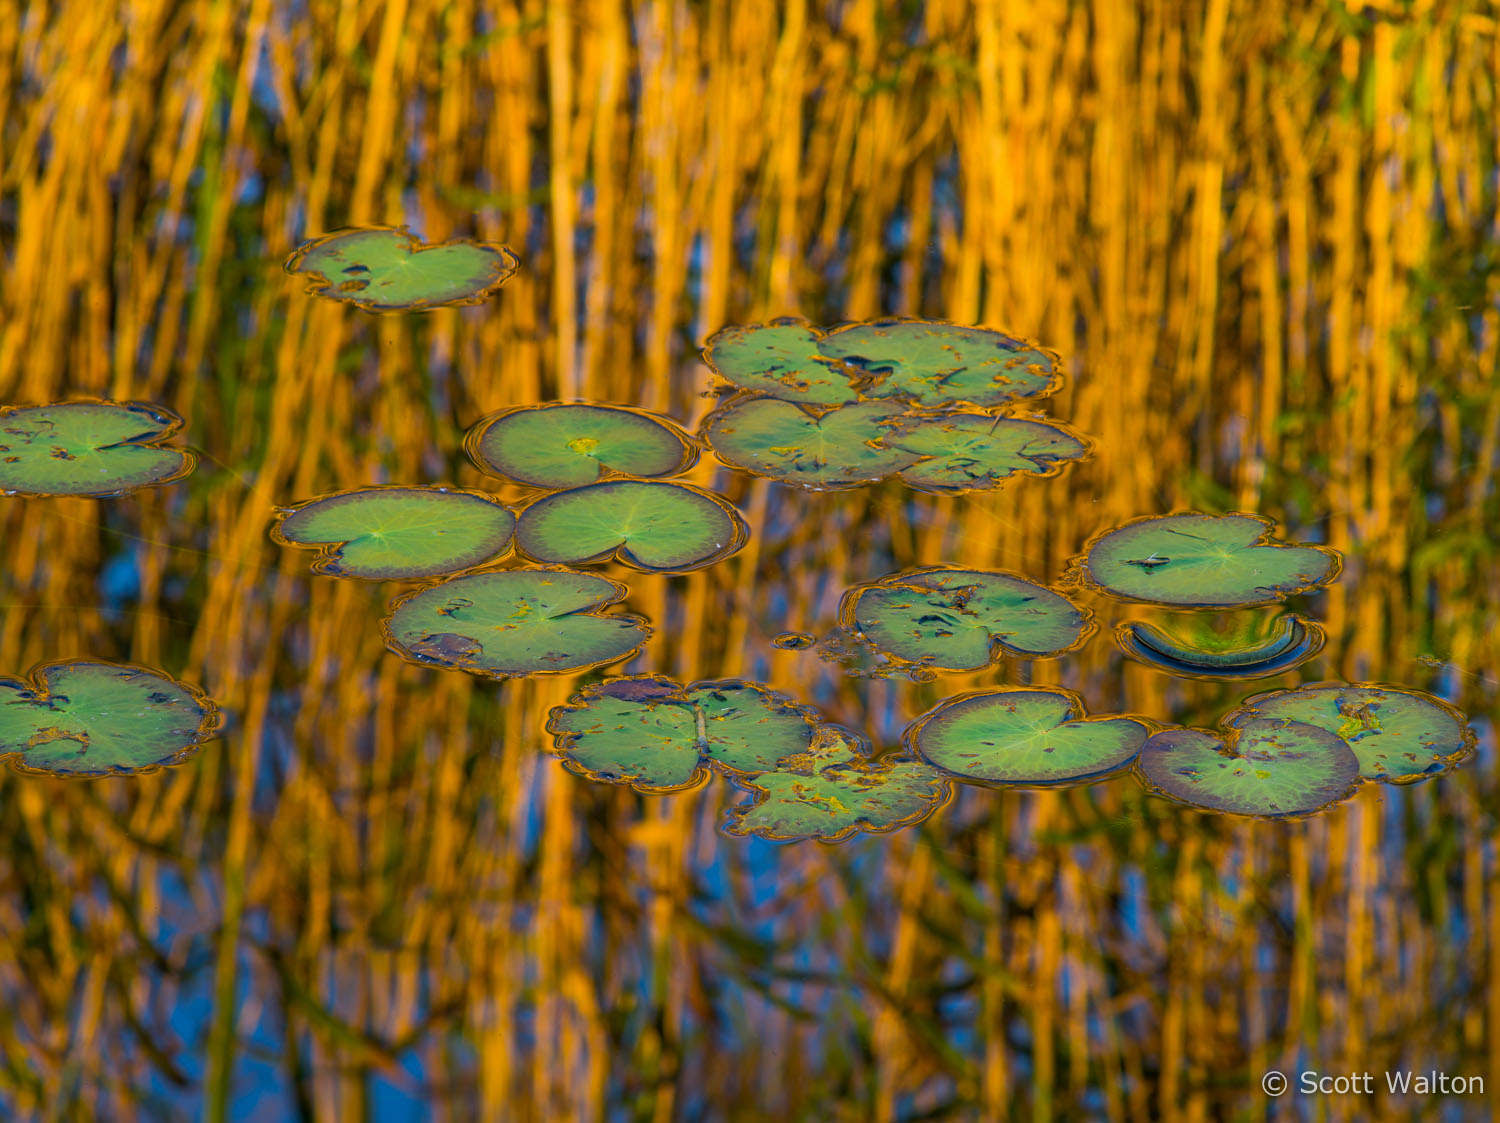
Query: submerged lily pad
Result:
<box><xmin>547</xmin><ymin>675</ymin><xmax>821</xmax><ymax>793</ymax></box>
<box><xmin>465</xmin><ymin>403</ymin><xmax>697</xmax><ymax>489</ymax></box>
<box><xmin>515</xmin><ymin>480</ymin><xmax>748</xmax><ymax>573</ymax></box>
<box><xmin>1116</xmin><ymin>613</ymin><xmax>1324</xmax><ymax>679</ymax></box>
<box><xmin>905</xmin><ymin>688</ymin><xmax>1149</xmax><ymax>787</ymax></box>
<box><xmin>888</xmin><ymin>413</ymin><xmax>1090</xmax><ymax>493</ymax></box>
<box><xmin>1137</xmin><ymin>718</ymin><xmax>1361</xmax><ymax>818</ymax></box>
<box><xmin>722</xmin><ymin>725</ymin><xmax>952</xmax><ymax>842</ymax></box>
<box><xmin>841</xmin><ymin>567</ymin><xmax>1094</xmax><ymax>671</ymax></box>
<box><xmin>702</xmin><ymin>319</ymin><xmax>1060</xmax><ymax>409</ymax></box>
<box><xmin>272</xmin><ymin>486</ymin><xmax>516</xmax><ymax>580</ymax></box>
<box><xmin>1227</xmin><ymin>683</ymin><xmax>1474</xmax><ymax>783</ymax></box>
<box><xmin>0</xmin><ymin>661</ymin><xmax>219</xmax><ymax>777</ymax></box>
<box><xmin>702</xmin><ymin>397</ymin><xmax>914</xmax><ymax>489</ymax></box>
<box><xmin>1075</xmin><ymin>513</ymin><xmax>1341</xmax><ymax>607</ymax></box>
<box><xmin>284</xmin><ymin>226</ymin><xmax>518</xmax><ymax>312</ymax></box>
<box><xmin>382</xmin><ymin>567</ymin><xmax>649</xmax><ymax>679</ymax></box>
<box><xmin>0</xmin><ymin>401</ymin><xmax>195</xmax><ymax>498</ymax></box>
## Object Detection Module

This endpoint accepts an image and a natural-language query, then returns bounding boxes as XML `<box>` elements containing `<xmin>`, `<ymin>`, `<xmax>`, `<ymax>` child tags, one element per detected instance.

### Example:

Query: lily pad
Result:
<box><xmin>904</xmin><ymin>687</ymin><xmax>1149</xmax><ymax>787</ymax></box>
<box><xmin>382</xmin><ymin>567</ymin><xmax>650</xmax><ymax>679</ymax></box>
<box><xmin>1074</xmin><ymin>513</ymin><xmax>1341</xmax><ymax>607</ymax></box>
<box><xmin>0</xmin><ymin>661</ymin><xmax>219</xmax><ymax>777</ymax></box>
<box><xmin>272</xmin><ymin>486</ymin><xmax>516</xmax><ymax>580</ymax></box>
<box><xmin>515</xmin><ymin>480</ymin><xmax>748</xmax><ymax>573</ymax></box>
<box><xmin>702</xmin><ymin>397</ymin><xmax>915</xmax><ymax>489</ymax></box>
<box><xmin>0</xmin><ymin>401</ymin><xmax>195</xmax><ymax>498</ymax></box>
<box><xmin>820</xmin><ymin>319</ymin><xmax>1060</xmax><ymax>408</ymax></box>
<box><xmin>465</xmin><ymin>403</ymin><xmax>697</xmax><ymax>489</ymax></box>
<box><xmin>702</xmin><ymin>319</ymin><xmax>1060</xmax><ymax>409</ymax></box>
<box><xmin>703</xmin><ymin>321</ymin><xmax>858</xmax><ymax>405</ymax></box>
<box><xmin>1226</xmin><ymin>683</ymin><xmax>1475</xmax><ymax>783</ymax></box>
<box><xmin>722</xmin><ymin>725</ymin><xmax>952</xmax><ymax>842</ymax></box>
<box><xmin>284</xmin><ymin>226</ymin><xmax>518</xmax><ymax>312</ymax></box>
<box><xmin>841</xmin><ymin>567</ymin><xmax>1094</xmax><ymax>671</ymax></box>
<box><xmin>1116</xmin><ymin>613</ymin><xmax>1324</xmax><ymax>679</ymax></box>
<box><xmin>888</xmin><ymin>413</ymin><xmax>1090</xmax><ymax>493</ymax></box>
<box><xmin>546</xmin><ymin>675</ymin><xmax>821</xmax><ymax>793</ymax></box>
<box><xmin>1137</xmin><ymin>718</ymin><xmax>1361</xmax><ymax>818</ymax></box>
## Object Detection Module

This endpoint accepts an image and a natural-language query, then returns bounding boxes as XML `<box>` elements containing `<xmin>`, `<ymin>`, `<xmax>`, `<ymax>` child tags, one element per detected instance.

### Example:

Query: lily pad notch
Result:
<box><xmin>0</xmin><ymin>660</ymin><xmax>220</xmax><ymax>778</ymax></box>
<box><xmin>284</xmin><ymin>226</ymin><xmax>519</xmax><ymax>312</ymax></box>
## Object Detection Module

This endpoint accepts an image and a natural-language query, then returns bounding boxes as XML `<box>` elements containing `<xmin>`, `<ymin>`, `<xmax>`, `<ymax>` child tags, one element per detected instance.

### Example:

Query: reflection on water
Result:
<box><xmin>2</xmin><ymin>2</ymin><xmax>1499</xmax><ymax>1119</ymax></box>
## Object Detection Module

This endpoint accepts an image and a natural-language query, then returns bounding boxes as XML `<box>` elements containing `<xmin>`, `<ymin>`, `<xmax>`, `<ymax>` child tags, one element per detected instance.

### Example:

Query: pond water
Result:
<box><xmin>1</xmin><ymin>3</ymin><xmax>1498</xmax><ymax>1121</ymax></box>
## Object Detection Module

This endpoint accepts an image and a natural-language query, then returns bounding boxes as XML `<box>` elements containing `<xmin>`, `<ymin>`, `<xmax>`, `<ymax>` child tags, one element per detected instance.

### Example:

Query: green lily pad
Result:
<box><xmin>1137</xmin><ymin>718</ymin><xmax>1361</xmax><ymax>818</ymax></box>
<box><xmin>904</xmin><ymin>687</ymin><xmax>1149</xmax><ymax>787</ymax></box>
<box><xmin>284</xmin><ymin>226</ymin><xmax>518</xmax><ymax>312</ymax></box>
<box><xmin>703</xmin><ymin>321</ymin><xmax>858</xmax><ymax>405</ymax></box>
<box><xmin>465</xmin><ymin>403</ymin><xmax>697</xmax><ymax>489</ymax></box>
<box><xmin>382</xmin><ymin>567</ymin><xmax>650</xmax><ymax>679</ymax></box>
<box><xmin>0</xmin><ymin>661</ymin><xmax>219</xmax><ymax>777</ymax></box>
<box><xmin>546</xmin><ymin>675</ymin><xmax>821</xmax><ymax>793</ymax></box>
<box><xmin>515</xmin><ymin>480</ymin><xmax>748</xmax><ymax>573</ymax></box>
<box><xmin>1075</xmin><ymin>513</ymin><xmax>1341</xmax><ymax>607</ymax></box>
<box><xmin>888</xmin><ymin>413</ymin><xmax>1090</xmax><ymax>493</ymax></box>
<box><xmin>702</xmin><ymin>319</ymin><xmax>1061</xmax><ymax>409</ymax></box>
<box><xmin>1226</xmin><ymin>683</ymin><xmax>1475</xmax><ymax>783</ymax></box>
<box><xmin>0</xmin><ymin>401</ymin><xmax>195</xmax><ymax>498</ymax></box>
<box><xmin>702</xmin><ymin>397</ymin><xmax>915</xmax><ymax>489</ymax></box>
<box><xmin>841</xmin><ymin>567</ymin><xmax>1094</xmax><ymax>671</ymax></box>
<box><xmin>722</xmin><ymin>725</ymin><xmax>952</xmax><ymax>842</ymax></box>
<box><xmin>1116</xmin><ymin>613</ymin><xmax>1324</xmax><ymax>679</ymax></box>
<box><xmin>272</xmin><ymin>486</ymin><xmax>516</xmax><ymax>580</ymax></box>
<box><xmin>820</xmin><ymin>319</ymin><xmax>1060</xmax><ymax>408</ymax></box>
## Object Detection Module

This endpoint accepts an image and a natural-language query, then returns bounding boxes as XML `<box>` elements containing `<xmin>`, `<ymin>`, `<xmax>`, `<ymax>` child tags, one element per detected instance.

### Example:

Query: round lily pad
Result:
<box><xmin>1226</xmin><ymin>683</ymin><xmax>1475</xmax><ymax>783</ymax></box>
<box><xmin>841</xmin><ymin>567</ymin><xmax>1094</xmax><ymax>672</ymax></box>
<box><xmin>702</xmin><ymin>397</ymin><xmax>915</xmax><ymax>489</ymax></box>
<box><xmin>1136</xmin><ymin>718</ymin><xmax>1362</xmax><ymax>818</ymax></box>
<box><xmin>722</xmin><ymin>725</ymin><xmax>953</xmax><ymax>842</ymax></box>
<box><xmin>1116</xmin><ymin>613</ymin><xmax>1324</xmax><ymax>679</ymax></box>
<box><xmin>0</xmin><ymin>660</ymin><xmax>219</xmax><ymax>777</ymax></box>
<box><xmin>820</xmin><ymin>319</ymin><xmax>1060</xmax><ymax>408</ymax></box>
<box><xmin>0</xmin><ymin>401</ymin><xmax>195</xmax><ymax>498</ymax></box>
<box><xmin>514</xmin><ymin>480</ymin><xmax>748</xmax><ymax>573</ymax></box>
<box><xmin>703</xmin><ymin>321</ymin><xmax>858</xmax><ymax>406</ymax></box>
<box><xmin>272</xmin><ymin>486</ymin><xmax>516</xmax><ymax>580</ymax></box>
<box><xmin>284</xmin><ymin>226</ymin><xmax>518</xmax><ymax>312</ymax></box>
<box><xmin>382</xmin><ymin>567</ymin><xmax>650</xmax><ymax>679</ymax></box>
<box><xmin>1074</xmin><ymin>513</ymin><xmax>1342</xmax><ymax>607</ymax></box>
<box><xmin>888</xmin><ymin>413</ymin><xmax>1090</xmax><ymax>493</ymax></box>
<box><xmin>904</xmin><ymin>687</ymin><xmax>1150</xmax><ymax>787</ymax></box>
<box><xmin>547</xmin><ymin>675</ymin><xmax>821</xmax><ymax>793</ymax></box>
<box><xmin>465</xmin><ymin>403</ymin><xmax>697</xmax><ymax>489</ymax></box>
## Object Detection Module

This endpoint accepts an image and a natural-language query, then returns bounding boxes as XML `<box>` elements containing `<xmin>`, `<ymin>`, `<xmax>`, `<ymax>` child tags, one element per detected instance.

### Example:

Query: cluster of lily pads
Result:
<box><xmin>699</xmin><ymin>319</ymin><xmax>1091</xmax><ymax>493</ymax></box>
<box><xmin>274</xmin><ymin>402</ymin><xmax>749</xmax><ymax>678</ymax></box>
<box><xmin>547</xmin><ymin>669</ymin><xmax>1473</xmax><ymax>839</ymax></box>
